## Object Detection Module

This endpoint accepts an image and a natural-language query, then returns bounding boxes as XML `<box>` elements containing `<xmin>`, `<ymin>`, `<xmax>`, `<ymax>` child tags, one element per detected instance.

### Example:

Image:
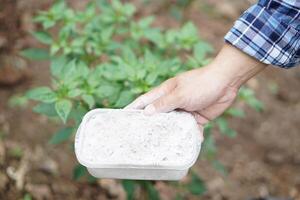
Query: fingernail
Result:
<box><xmin>144</xmin><ymin>104</ymin><xmax>156</xmax><ymax>115</ymax></box>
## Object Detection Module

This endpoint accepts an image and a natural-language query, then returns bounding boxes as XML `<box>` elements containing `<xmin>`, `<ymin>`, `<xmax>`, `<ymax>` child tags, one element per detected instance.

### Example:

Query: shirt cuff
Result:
<box><xmin>224</xmin><ymin>4</ymin><xmax>300</xmax><ymax>68</ymax></box>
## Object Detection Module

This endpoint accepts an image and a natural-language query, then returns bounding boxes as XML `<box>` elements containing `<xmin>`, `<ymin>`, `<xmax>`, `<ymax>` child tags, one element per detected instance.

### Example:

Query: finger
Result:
<box><xmin>124</xmin><ymin>88</ymin><xmax>163</xmax><ymax>110</ymax></box>
<box><xmin>144</xmin><ymin>91</ymin><xmax>180</xmax><ymax>115</ymax></box>
<box><xmin>125</xmin><ymin>78</ymin><xmax>176</xmax><ymax>109</ymax></box>
<box><xmin>191</xmin><ymin>112</ymin><xmax>210</xmax><ymax>125</ymax></box>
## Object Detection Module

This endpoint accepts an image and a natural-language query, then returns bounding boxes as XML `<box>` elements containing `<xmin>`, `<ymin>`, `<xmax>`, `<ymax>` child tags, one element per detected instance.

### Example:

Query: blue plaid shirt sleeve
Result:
<box><xmin>224</xmin><ymin>0</ymin><xmax>300</xmax><ymax>68</ymax></box>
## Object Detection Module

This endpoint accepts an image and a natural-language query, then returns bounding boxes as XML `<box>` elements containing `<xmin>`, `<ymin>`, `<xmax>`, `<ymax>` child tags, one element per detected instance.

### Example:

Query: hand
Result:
<box><xmin>126</xmin><ymin>67</ymin><xmax>237</xmax><ymax>124</ymax></box>
<box><xmin>125</xmin><ymin>44</ymin><xmax>267</xmax><ymax>125</ymax></box>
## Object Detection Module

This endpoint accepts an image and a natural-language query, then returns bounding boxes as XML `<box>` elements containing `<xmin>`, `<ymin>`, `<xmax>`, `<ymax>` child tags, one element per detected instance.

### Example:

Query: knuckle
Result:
<box><xmin>166</xmin><ymin>77</ymin><xmax>178</xmax><ymax>87</ymax></box>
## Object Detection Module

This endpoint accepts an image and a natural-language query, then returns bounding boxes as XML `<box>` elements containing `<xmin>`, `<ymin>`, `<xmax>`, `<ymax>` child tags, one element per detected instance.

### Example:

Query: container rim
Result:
<box><xmin>74</xmin><ymin>108</ymin><xmax>202</xmax><ymax>170</ymax></box>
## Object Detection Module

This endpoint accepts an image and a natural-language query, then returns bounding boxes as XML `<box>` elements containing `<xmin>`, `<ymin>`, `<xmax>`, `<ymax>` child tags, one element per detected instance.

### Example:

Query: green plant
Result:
<box><xmin>8</xmin><ymin>94</ymin><xmax>28</xmax><ymax>108</ymax></box>
<box><xmin>23</xmin><ymin>0</ymin><xmax>262</xmax><ymax>198</ymax></box>
<box><xmin>8</xmin><ymin>146</ymin><xmax>23</xmax><ymax>159</ymax></box>
<box><xmin>23</xmin><ymin>193</ymin><xmax>32</xmax><ymax>200</ymax></box>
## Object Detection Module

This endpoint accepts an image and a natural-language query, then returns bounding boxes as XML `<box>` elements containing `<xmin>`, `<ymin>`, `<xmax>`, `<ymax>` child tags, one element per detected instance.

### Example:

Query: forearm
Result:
<box><xmin>208</xmin><ymin>43</ymin><xmax>267</xmax><ymax>89</ymax></box>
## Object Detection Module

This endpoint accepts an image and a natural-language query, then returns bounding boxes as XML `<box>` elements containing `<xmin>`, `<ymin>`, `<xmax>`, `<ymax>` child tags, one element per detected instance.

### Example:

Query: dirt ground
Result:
<box><xmin>0</xmin><ymin>0</ymin><xmax>300</xmax><ymax>200</ymax></box>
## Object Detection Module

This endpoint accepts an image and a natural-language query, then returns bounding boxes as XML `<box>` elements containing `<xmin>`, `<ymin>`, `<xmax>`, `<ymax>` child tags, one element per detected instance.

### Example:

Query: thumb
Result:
<box><xmin>144</xmin><ymin>91</ymin><xmax>181</xmax><ymax>115</ymax></box>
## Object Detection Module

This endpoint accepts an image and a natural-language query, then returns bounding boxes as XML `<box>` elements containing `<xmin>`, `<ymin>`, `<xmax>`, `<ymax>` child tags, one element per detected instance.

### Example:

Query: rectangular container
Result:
<box><xmin>75</xmin><ymin>109</ymin><xmax>202</xmax><ymax>180</ymax></box>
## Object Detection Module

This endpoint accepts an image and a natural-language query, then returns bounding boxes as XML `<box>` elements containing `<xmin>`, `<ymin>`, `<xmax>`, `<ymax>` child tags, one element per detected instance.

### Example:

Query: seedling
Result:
<box><xmin>23</xmin><ymin>0</ymin><xmax>263</xmax><ymax>198</ymax></box>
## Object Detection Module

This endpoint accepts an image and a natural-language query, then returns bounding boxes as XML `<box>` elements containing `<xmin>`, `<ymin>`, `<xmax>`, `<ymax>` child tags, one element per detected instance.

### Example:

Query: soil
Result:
<box><xmin>0</xmin><ymin>0</ymin><xmax>300</xmax><ymax>200</ymax></box>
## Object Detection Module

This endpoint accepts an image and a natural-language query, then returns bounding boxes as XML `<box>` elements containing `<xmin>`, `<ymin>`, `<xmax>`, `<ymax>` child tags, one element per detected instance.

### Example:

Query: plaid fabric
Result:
<box><xmin>225</xmin><ymin>0</ymin><xmax>300</xmax><ymax>68</ymax></box>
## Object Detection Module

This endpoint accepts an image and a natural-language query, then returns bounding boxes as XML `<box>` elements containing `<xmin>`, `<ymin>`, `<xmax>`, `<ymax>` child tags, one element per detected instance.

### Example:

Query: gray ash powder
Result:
<box><xmin>79</xmin><ymin>110</ymin><xmax>202</xmax><ymax>168</ymax></box>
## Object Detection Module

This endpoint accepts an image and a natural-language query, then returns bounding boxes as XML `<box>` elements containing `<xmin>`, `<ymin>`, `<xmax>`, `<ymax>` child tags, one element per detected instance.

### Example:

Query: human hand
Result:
<box><xmin>126</xmin><ymin>67</ymin><xmax>237</xmax><ymax>124</ymax></box>
<box><xmin>125</xmin><ymin>44</ymin><xmax>267</xmax><ymax>125</ymax></box>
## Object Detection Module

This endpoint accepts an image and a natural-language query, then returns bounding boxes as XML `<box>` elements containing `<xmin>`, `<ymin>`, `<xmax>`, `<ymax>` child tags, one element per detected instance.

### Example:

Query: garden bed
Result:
<box><xmin>1</xmin><ymin>0</ymin><xmax>300</xmax><ymax>199</ymax></box>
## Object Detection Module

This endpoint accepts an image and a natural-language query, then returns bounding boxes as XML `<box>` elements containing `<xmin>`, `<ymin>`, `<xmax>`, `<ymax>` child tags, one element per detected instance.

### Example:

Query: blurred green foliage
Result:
<box><xmin>22</xmin><ymin>0</ymin><xmax>263</xmax><ymax>198</ymax></box>
<box><xmin>8</xmin><ymin>94</ymin><xmax>28</xmax><ymax>108</ymax></box>
<box><xmin>8</xmin><ymin>146</ymin><xmax>23</xmax><ymax>159</ymax></box>
<box><xmin>23</xmin><ymin>193</ymin><xmax>32</xmax><ymax>200</ymax></box>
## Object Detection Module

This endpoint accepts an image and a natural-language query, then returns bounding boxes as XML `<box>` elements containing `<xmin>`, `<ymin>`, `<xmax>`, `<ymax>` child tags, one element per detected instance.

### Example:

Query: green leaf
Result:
<box><xmin>246</xmin><ymin>98</ymin><xmax>264</xmax><ymax>112</ymax></box>
<box><xmin>96</xmin><ymin>0</ymin><xmax>110</xmax><ymax>8</ymax></box>
<box><xmin>20</xmin><ymin>48</ymin><xmax>50</xmax><ymax>60</ymax></box>
<box><xmin>50</xmin><ymin>43</ymin><xmax>60</xmax><ymax>55</ymax></box>
<box><xmin>225</xmin><ymin>108</ymin><xmax>245</xmax><ymax>118</ymax></box>
<box><xmin>32</xmin><ymin>31</ymin><xmax>52</xmax><ymax>44</ymax></box>
<box><xmin>51</xmin><ymin>0</ymin><xmax>66</xmax><ymax>13</ymax></box>
<box><xmin>165</xmin><ymin>30</ymin><xmax>178</xmax><ymax>44</ymax></box>
<box><xmin>138</xmin><ymin>16</ymin><xmax>154</xmax><ymax>28</ymax></box>
<box><xmin>61</xmin><ymin>59</ymin><xmax>77</xmax><ymax>80</ymax></box>
<box><xmin>26</xmin><ymin>87</ymin><xmax>57</xmax><ymax>103</ymax></box>
<box><xmin>43</xmin><ymin>20</ymin><xmax>56</xmax><ymax>30</ymax></box>
<box><xmin>238</xmin><ymin>87</ymin><xmax>264</xmax><ymax>111</ymax></box>
<box><xmin>87</xmin><ymin>175</ymin><xmax>97</xmax><ymax>184</ymax></box>
<box><xmin>143</xmin><ymin>181</ymin><xmax>160</xmax><ymax>200</ymax></box>
<box><xmin>114</xmin><ymin>90</ymin><xmax>135</xmax><ymax>108</ymax></box>
<box><xmin>144</xmin><ymin>29</ymin><xmax>163</xmax><ymax>45</ymax></box>
<box><xmin>187</xmin><ymin>172</ymin><xmax>206</xmax><ymax>195</ymax></box>
<box><xmin>201</xmin><ymin>125</ymin><xmax>217</xmax><ymax>159</ymax></box>
<box><xmin>144</xmin><ymin>50</ymin><xmax>157</xmax><ymax>69</ymax></box>
<box><xmin>178</xmin><ymin>22</ymin><xmax>199</xmax><ymax>49</ymax></box>
<box><xmin>23</xmin><ymin>193</ymin><xmax>32</xmax><ymax>200</ymax></box>
<box><xmin>193</xmin><ymin>42</ymin><xmax>213</xmax><ymax>61</ymax></box>
<box><xmin>87</xmin><ymin>68</ymin><xmax>102</xmax><ymax>87</ymax></box>
<box><xmin>145</xmin><ymin>72</ymin><xmax>158</xmax><ymax>85</ymax></box>
<box><xmin>85</xmin><ymin>2</ymin><xmax>96</xmax><ymax>17</ymax></box>
<box><xmin>159</xmin><ymin>58</ymin><xmax>180</xmax><ymax>75</ymax></box>
<box><xmin>122</xmin><ymin>180</ymin><xmax>136</xmax><ymax>200</ymax></box>
<box><xmin>69</xmin><ymin>105</ymin><xmax>88</xmax><ymax>125</ymax></box>
<box><xmin>50</xmin><ymin>56</ymin><xmax>67</xmax><ymax>78</ymax></box>
<box><xmin>8</xmin><ymin>146</ymin><xmax>23</xmax><ymax>159</ymax></box>
<box><xmin>73</xmin><ymin>164</ymin><xmax>87</xmax><ymax>180</ymax></box>
<box><xmin>216</xmin><ymin>118</ymin><xmax>237</xmax><ymax>138</ymax></box>
<box><xmin>181</xmin><ymin>22</ymin><xmax>198</xmax><ymax>38</ymax></box>
<box><xmin>122</xmin><ymin>46</ymin><xmax>137</xmax><ymax>65</ymax></box>
<box><xmin>101</xmin><ymin>26</ymin><xmax>114</xmax><ymax>42</ymax></box>
<box><xmin>212</xmin><ymin>160</ymin><xmax>227</xmax><ymax>176</ymax></box>
<box><xmin>238</xmin><ymin>87</ymin><xmax>253</xmax><ymax>97</ymax></box>
<box><xmin>8</xmin><ymin>94</ymin><xmax>28</xmax><ymax>108</ymax></box>
<box><xmin>123</xmin><ymin>3</ymin><xmax>136</xmax><ymax>17</ymax></box>
<box><xmin>82</xmin><ymin>94</ymin><xmax>95</xmax><ymax>109</ymax></box>
<box><xmin>136</xmin><ymin>69</ymin><xmax>147</xmax><ymax>80</ymax></box>
<box><xmin>62</xmin><ymin>60</ymin><xmax>89</xmax><ymax>83</ymax></box>
<box><xmin>96</xmin><ymin>84</ymin><xmax>118</xmax><ymax>98</ymax></box>
<box><xmin>49</xmin><ymin>127</ymin><xmax>73</xmax><ymax>144</ymax></box>
<box><xmin>216</xmin><ymin>118</ymin><xmax>228</xmax><ymax>133</ymax></box>
<box><xmin>68</xmin><ymin>89</ymin><xmax>82</xmax><ymax>98</ymax></box>
<box><xmin>55</xmin><ymin>99</ymin><xmax>72</xmax><ymax>123</ymax></box>
<box><xmin>112</xmin><ymin>0</ymin><xmax>122</xmax><ymax>11</ymax></box>
<box><xmin>33</xmin><ymin>103</ymin><xmax>57</xmax><ymax>117</ymax></box>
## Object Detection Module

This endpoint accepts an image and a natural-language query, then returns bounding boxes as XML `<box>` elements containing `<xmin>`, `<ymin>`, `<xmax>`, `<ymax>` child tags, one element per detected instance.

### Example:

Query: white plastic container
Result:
<box><xmin>75</xmin><ymin>109</ymin><xmax>202</xmax><ymax>180</ymax></box>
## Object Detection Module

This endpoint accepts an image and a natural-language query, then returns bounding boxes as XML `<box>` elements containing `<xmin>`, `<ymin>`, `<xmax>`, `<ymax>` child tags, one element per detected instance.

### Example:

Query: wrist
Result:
<box><xmin>209</xmin><ymin>43</ymin><xmax>267</xmax><ymax>89</ymax></box>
